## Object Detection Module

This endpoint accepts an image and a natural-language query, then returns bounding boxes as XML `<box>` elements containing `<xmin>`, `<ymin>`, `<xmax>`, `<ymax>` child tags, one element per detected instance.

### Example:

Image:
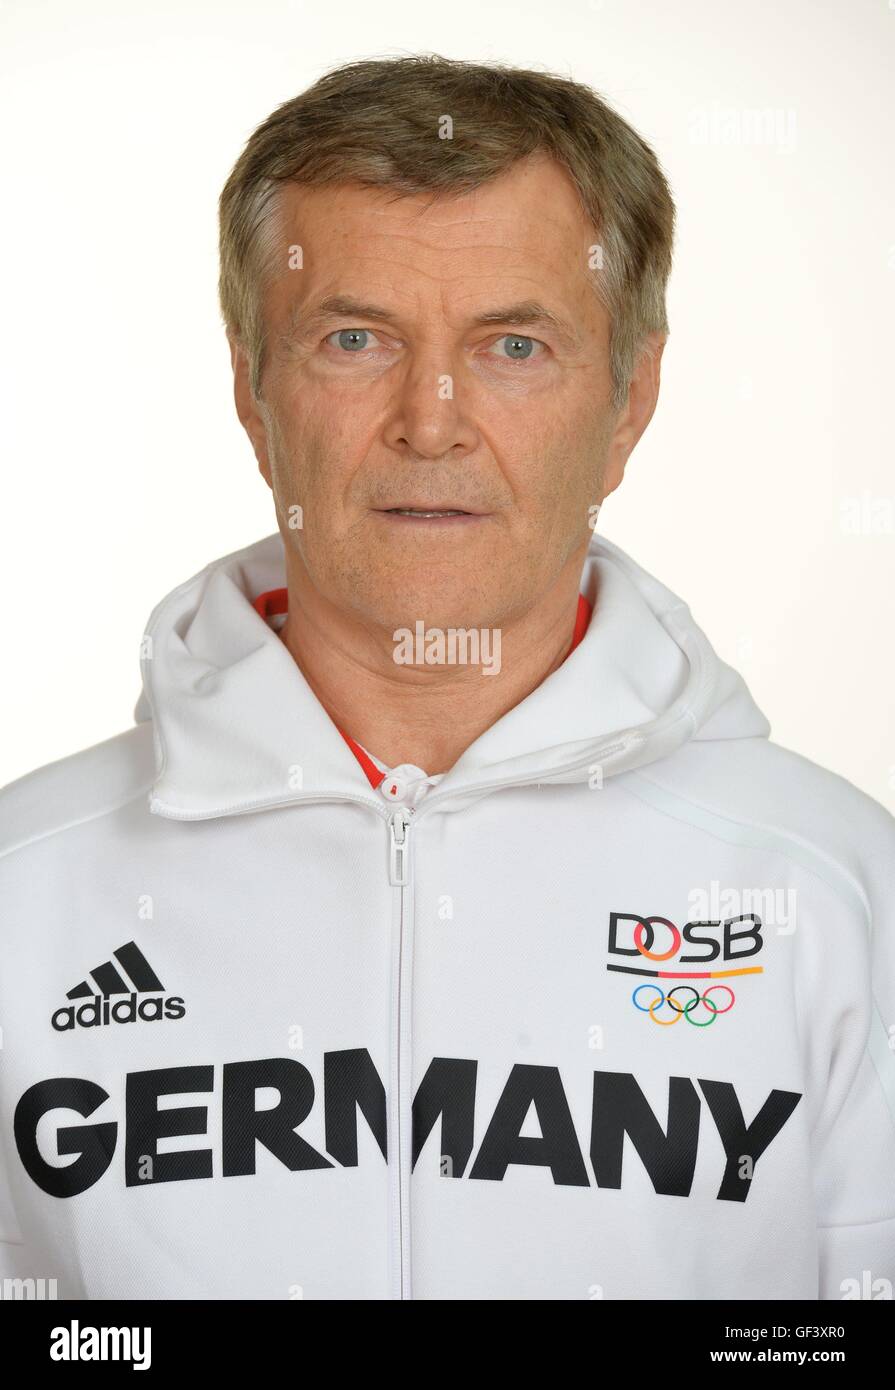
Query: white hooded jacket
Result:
<box><xmin>0</xmin><ymin>530</ymin><xmax>893</xmax><ymax>1300</ymax></box>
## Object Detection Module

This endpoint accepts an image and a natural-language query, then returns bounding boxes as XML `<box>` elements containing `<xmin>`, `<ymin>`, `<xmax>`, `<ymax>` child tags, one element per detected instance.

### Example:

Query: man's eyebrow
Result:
<box><xmin>469</xmin><ymin>300</ymin><xmax>579</xmax><ymax>347</ymax></box>
<box><xmin>292</xmin><ymin>296</ymin><xmax>394</xmax><ymax>332</ymax></box>
<box><xmin>286</xmin><ymin>295</ymin><xmax>581</xmax><ymax>348</ymax></box>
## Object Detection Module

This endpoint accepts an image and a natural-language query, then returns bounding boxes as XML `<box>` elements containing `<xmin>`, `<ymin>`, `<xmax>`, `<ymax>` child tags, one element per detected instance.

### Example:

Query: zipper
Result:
<box><xmin>388</xmin><ymin>806</ymin><xmax>412</xmax><ymax>887</ymax></box>
<box><xmin>387</xmin><ymin>805</ymin><xmax>415</xmax><ymax>1299</ymax></box>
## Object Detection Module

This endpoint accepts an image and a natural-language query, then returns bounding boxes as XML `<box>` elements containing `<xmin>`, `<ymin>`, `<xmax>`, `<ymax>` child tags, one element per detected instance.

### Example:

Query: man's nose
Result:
<box><xmin>382</xmin><ymin>344</ymin><xmax>479</xmax><ymax>460</ymax></box>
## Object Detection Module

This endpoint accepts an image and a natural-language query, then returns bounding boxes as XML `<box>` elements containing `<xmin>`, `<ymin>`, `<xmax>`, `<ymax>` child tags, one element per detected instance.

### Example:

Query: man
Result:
<box><xmin>1</xmin><ymin>55</ymin><xmax>893</xmax><ymax>1302</ymax></box>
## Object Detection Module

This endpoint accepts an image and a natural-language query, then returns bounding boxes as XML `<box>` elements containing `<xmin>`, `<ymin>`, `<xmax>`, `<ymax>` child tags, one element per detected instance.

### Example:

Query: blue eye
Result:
<box><xmin>330</xmin><ymin>328</ymin><xmax>379</xmax><ymax>352</ymax></box>
<box><xmin>490</xmin><ymin>334</ymin><xmax>542</xmax><ymax>361</ymax></box>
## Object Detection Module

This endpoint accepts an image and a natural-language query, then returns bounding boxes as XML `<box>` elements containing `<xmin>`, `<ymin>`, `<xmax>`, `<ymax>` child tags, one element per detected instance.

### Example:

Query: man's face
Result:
<box><xmin>233</xmin><ymin>153</ymin><xmax>660</xmax><ymax>632</ymax></box>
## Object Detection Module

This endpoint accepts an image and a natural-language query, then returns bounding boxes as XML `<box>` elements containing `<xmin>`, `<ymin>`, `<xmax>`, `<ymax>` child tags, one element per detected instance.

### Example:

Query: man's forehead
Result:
<box><xmin>267</xmin><ymin>166</ymin><xmax>598</xmax><ymax>332</ymax></box>
<box><xmin>273</xmin><ymin>157</ymin><xmax>594</xmax><ymax>246</ymax></box>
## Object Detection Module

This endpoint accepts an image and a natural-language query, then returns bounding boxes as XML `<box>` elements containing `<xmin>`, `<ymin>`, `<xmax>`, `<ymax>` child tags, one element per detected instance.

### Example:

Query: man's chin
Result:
<box><xmin>346</xmin><ymin>570</ymin><xmax>511</xmax><ymax>639</ymax></box>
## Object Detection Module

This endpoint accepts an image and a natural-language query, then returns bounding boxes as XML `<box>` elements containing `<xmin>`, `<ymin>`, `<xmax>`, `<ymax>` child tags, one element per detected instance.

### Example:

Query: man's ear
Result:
<box><xmin>228</xmin><ymin>333</ymin><xmax>272</xmax><ymax>487</ymax></box>
<box><xmin>600</xmin><ymin>333</ymin><xmax>667</xmax><ymax>500</ymax></box>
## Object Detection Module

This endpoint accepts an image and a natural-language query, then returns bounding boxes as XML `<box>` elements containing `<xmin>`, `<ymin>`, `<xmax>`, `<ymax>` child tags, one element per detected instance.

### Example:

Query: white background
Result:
<box><xmin>1</xmin><ymin>0</ymin><xmax>893</xmax><ymax>808</ymax></box>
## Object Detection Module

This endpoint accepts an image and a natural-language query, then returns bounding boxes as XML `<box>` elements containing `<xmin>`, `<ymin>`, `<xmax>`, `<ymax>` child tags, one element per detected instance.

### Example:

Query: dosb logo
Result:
<box><xmin>606</xmin><ymin>912</ymin><xmax>764</xmax><ymax>1028</ymax></box>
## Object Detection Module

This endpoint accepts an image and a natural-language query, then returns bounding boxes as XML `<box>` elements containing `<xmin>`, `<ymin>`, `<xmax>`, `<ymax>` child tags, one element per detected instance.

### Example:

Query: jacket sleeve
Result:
<box><xmin>815</xmin><ymin>802</ymin><xmax>895</xmax><ymax>1300</ymax></box>
<box><xmin>0</xmin><ymin>1154</ymin><xmax>68</xmax><ymax>1295</ymax></box>
<box><xmin>0</xmin><ymin>1155</ymin><xmax>32</xmax><ymax>1286</ymax></box>
<box><xmin>815</xmin><ymin>1046</ymin><xmax>895</xmax><ymax>1299</ymax></box>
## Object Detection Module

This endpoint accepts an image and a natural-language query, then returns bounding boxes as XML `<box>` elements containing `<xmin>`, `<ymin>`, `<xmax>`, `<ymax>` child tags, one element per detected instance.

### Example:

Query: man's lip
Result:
<box><xmin>375</xmin><ymin>505</ymin><xmax>484</xmax><ymax>515</ymax></box>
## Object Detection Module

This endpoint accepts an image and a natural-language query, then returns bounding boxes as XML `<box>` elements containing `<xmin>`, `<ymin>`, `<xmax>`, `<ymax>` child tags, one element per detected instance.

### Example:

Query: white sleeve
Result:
<box><xmin>0</xmin><ymin>1152</ymin><xmax>72</xmax><ymax>1297</ymax></box>
<box><xmin>815</xmin><ymin>804</ymin><xmax>895</xmax><ymax>1300</ymax></box>
<box><xmin>0</xmin><ymin>1148</ymin><xmax>34</xmax><ymax>1286</ymax></box>
<box><xmin>815</xmin><ymin>1037</ymin><xmax>895</xmax><ymax>1299</ymax></box>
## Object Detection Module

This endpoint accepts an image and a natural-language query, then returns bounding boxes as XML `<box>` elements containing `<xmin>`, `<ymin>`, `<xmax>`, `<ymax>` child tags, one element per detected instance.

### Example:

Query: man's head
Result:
<box><xmin>219</xmin><ymin>56</ymin><xmax>675</xmax><ymax>635</ymax></box>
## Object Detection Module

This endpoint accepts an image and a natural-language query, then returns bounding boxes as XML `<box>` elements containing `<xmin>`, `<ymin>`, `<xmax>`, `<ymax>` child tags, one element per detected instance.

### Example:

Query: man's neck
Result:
<box><xmin>278</xmin><ymin>546</ymin><xmax>591</xmax><ymax>774</ymax></box>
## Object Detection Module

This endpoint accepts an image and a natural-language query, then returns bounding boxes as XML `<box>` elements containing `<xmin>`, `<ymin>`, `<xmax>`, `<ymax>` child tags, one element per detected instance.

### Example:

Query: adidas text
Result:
<box><xmin>51</xmin><ymin>994</ymin><xmax>186</xmax><ymax>1032</ymax></box>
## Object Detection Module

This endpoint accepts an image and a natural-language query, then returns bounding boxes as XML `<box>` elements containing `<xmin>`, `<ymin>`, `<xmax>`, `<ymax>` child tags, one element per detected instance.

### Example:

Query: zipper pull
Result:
<box><xmin>388</xmin><ymin>807</ymin><xmax>412</xmax><ymax>886</ymax></box>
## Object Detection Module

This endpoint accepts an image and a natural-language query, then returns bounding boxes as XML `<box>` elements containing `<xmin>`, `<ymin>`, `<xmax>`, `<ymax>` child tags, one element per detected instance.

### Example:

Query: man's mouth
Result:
<box><xmin>374</xmin><ymin>503</ymin><xmax>487</xmax><ymax>524</ymax></box>
<box><xmin>385</xmin><ymin>507</ymin><xmax>469</xmax><ymax>518</ymax></box>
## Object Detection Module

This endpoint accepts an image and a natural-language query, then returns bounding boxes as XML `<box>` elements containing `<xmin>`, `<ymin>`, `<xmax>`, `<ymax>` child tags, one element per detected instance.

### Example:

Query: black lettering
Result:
<box><xmin>324</xmin><ymin>1048</ymin><xmax>387</xmax><ymax>1164</ymax></box>
<box><xmin>680</xmin><ymin>921</ymin><xmax>721</xmax><ymax>963</ymax></box>
<box><xmin>469</xmin><ymin>1064</ymin><xmax>589</xmax><ymax>1186</ymax></box>
<box><xmin>14</xmin><ymin>1078</ymin><xmax>116</xmax><ymax>1198</ymax></box>
<box><xmin>125</xmin><ymin>1065</ymin><xmax>213</xmax><ymax>1186</ymax></box>
<box><xmin>412</xmin><ymin>1057</ymin><xmax>477</xmax><ymax>1176</ymax></box>
<box><xmin>591</xmin><ymin>1073</ymin><xmax>700</xmax><ymax>1195</ymax></box>
<box><xmin>607</xmin><ymin>912</ymin><xmax>647</xmax><ymax>956</ymax></box>
<box><xmin>723</xmin><ymin>915</ymin><xmax>763</xmax><ymax>961</ymax></box>
<box><xmin>222</xmin><ymin>1057</ymin><xmax>332</xmax><ymax>1176</ymax></box>
<box><xmin>698</xmin><ymin>1078</ymin><xmax>801</xmax><ymax>1201</ymax></box>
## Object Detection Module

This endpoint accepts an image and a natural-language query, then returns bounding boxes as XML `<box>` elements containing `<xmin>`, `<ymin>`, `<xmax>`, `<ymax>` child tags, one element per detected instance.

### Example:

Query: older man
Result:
<box><xmin>1</xmin><ymin>55</ymin><xmax>893</xmax><ymax>1302</ymax></box>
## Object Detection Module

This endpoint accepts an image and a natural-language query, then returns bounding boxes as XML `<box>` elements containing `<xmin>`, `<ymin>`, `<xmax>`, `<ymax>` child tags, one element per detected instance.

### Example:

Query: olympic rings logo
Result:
<box><xmin>632</xmin><ymin>983</ymin><xmax>736</xmax><ymax>1026</ymax></box>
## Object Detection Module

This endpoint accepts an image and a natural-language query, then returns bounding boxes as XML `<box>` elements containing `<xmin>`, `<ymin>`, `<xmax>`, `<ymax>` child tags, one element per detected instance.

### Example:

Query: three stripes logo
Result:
<box><xmin>51</xmin><ymin>941</ymin><xmax>186</xmax><ymax>1032</ymax></box>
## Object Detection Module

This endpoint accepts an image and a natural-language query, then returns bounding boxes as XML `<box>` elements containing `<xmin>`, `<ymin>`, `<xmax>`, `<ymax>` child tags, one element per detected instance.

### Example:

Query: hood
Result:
<box><xmin>135</xmin><ymin>530</ymin><xmax>770</xmax><ymax>819</ymax></box>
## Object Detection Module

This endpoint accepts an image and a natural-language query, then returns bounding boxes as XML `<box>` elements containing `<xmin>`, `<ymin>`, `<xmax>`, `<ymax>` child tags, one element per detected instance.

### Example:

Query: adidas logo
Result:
<box><xmin>51</xmin><ymin>941</ymin><xmax>186</xmax><ymax>1032</ymax></box>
